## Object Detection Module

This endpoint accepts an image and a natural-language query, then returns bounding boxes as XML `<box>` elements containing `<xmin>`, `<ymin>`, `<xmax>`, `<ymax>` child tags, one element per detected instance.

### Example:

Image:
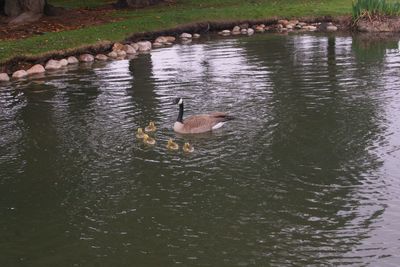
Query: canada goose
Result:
<box><xmin>166</xmin><ymin>138</ymin><xmax>179</xmax><ymax>150</ymax></box>
<box><xmin>183</xmin><ymin>142</ymin><xmax>194</xmax><ymax>153</ymax></box>
<box><xmin>145</xmin><ymin>121</ymin><xmax>156</xmax><ymax>132</ymax></box>
<box><xmin>143</xmin><ymin>134</ymin><xmax>156</xmax><ymax>145</ymax></box>
<box><xmin>172</xmin><ymin>97</ymin><xmax>234</xmax><ymax>134</ymax></box>
<box><xmin>136</xmin><ymin>128</ymin><xmax>145</xmax><ymax>138</ymax></box>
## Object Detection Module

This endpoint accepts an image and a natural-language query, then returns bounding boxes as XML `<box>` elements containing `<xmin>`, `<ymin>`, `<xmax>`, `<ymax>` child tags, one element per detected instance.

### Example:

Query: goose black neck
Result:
<box><xmin>177</xmin><ymin>103</ymin><xmax>184</xmax><ymax>123</ymax></box>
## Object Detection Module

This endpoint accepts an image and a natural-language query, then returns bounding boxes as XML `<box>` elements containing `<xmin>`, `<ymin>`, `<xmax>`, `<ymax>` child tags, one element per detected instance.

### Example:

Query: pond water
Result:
<box><xmin>1</xmin><ymin>33</ymin><xmax>400</xmax><ymax>266</ymax></box>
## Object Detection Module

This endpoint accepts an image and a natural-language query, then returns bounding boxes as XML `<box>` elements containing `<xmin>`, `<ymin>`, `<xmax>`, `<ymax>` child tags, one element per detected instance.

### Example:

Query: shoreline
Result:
<box><xmin>0</xmin><ymin>15</ymin><xmax>351</xmax><ymax>78</ymax></box>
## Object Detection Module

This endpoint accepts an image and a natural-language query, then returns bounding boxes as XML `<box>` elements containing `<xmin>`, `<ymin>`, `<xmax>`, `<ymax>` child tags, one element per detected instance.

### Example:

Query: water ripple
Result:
<box><xmin>1</xmin><ymin>33</ymin><xmax>400</xmax><ymax>266</ymax></box>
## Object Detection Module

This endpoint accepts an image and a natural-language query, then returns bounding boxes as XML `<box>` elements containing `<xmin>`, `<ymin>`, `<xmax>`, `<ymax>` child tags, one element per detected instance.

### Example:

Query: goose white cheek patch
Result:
<box><xmin>212</xmin><ymin>122</ymin><xmax>225</xmax><ymax>130</ymax></box>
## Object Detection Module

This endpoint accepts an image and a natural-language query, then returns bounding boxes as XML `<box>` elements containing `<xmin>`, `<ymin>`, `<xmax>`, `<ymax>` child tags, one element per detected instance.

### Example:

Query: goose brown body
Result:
<box><xmin>173</xmin><ymin>98</ymin><xmax>233</xmax><ymax>134</ymax></box>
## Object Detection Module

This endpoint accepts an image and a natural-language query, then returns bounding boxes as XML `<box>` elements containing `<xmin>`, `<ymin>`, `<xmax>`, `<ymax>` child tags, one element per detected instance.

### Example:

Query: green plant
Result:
<box><xmin>352</xmin><ymin>0</ymin><xmax>400</xmax><ymax>22</ymax></box>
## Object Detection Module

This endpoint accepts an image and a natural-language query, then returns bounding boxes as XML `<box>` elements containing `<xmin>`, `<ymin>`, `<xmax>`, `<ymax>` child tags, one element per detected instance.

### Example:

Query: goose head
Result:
<box><xmin>173</xmin><ymin>97</ymin><xmax>183</xmax><ymax>105</ymax></box>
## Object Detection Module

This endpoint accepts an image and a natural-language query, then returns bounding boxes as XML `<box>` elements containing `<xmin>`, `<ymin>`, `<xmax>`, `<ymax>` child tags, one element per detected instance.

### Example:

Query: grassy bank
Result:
<box><xmin>0</xmin><ymin>0</ymin><xmax>352</xmax><ymax>64</ymax></box>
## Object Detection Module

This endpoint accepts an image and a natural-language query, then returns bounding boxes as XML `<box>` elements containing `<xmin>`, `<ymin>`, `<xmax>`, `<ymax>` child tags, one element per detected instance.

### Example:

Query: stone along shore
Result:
<box><xmin>0</xmin><ymin>20</ymin><xmax>339</xmax><ymax>83</ymax></box>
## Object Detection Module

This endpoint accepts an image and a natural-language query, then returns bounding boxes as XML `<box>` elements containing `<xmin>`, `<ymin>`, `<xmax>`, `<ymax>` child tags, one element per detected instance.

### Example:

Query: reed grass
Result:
<box><xmin>352</xmin><ymin>0</ymin><xmax>400</xmax><ymax>21</ymax></box>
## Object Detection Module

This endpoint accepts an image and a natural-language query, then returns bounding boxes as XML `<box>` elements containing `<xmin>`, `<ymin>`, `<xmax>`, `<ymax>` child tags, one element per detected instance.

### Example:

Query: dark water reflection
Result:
<box><xmin>1</xmin><ymin>33</ymin><xmax>400</xmax><ymax>266</ymax></box>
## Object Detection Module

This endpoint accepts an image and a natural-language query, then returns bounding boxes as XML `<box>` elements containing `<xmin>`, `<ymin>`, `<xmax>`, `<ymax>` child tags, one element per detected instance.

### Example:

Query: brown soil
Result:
<box><xmin>0</xmin><ymin>5</ymin><xmax>121</xmax><ymax>40</ymax></box>
<box><xmin>356</xmin><ymin>16</ymin><xmax>400</xmax><ymax>32</ymax></box>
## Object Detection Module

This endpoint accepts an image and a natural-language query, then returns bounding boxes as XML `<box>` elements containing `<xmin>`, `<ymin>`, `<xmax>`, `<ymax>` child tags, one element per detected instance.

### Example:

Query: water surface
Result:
<box><xmin>1</xmin><ymin>33</ymin><xmax>400</xmax><ymax>266</ymax></box>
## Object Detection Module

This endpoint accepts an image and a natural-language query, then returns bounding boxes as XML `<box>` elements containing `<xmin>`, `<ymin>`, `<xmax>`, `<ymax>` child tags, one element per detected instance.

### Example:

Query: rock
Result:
<box><xmin>116</xmin><ymin>50</ymin><xmax>126</xmax><ymax>57</ymax></box>
<box><xmin>278</xmin><ymin>20</ymin><xmax>289</xmax><ymax>26</ymax></box>
<box><xmin>153</xmin><ymin>42</ymin><xmax>163</xmax><ymax>48</ymax></box>
<box><xmin>137</xmin><ymin>41</ymin><xmax>152</xmax><ymax>52</ymax></box>
<box><xmin>180</xmin><ymin>33</ymin><xmax>192</xmax><ymax>39</ymax></box>
<box><xmin>232</xmin><ymin>30</ymin><xmax>241</xmax><ymax>35</ymax></box>
<box><xmin>79</xmin><ymin>54</ymin><xmax>94</xmax><ymax>62</ymax></box>
<box><xmin>165</xmin><ymin>36</ymin><xmax>176</xmax><ymax>42</ymax></box>
<box><xmin>219</xmin><ymin>30</ymin><xmax>230</xmax><ymax>36</ymax></box>
<box><xmin>27</xmin><ymin>64</ymin><xmax>45</xmax><ymax>75</ymax></box>
<box><xmin>123</xmin><ymin>44</ymin><xmax>136</xmax><ymax>54</ymax></box>
<box><xmin>286</xmin><ymin>24</ymin><xmax>294</xmax><ymax>29</ymax></box>
<box><xmin>59</xmin><ymin>59</ymin><xmax>68</xmax><ymax>66</ymax></box>
<box><xmin>12</xmin><ymin>70</ymin><xmax>28</xmax><ymax>79</ymax></box>
<box><xmin>45</xmin><ymin>59</ymin><xmax>62</xmax><ymax>70</ymax></box>
<box><xmin>304</xmin><ymin>25</ymin><xmax>317</xmax><ymax>31</ymax></box>
<box><xmin>130</xmin><ymin>43</ymin><xmax>139</xmax><ymax>50</ymax></box>
<box><xmin>0</xmin><ymin>73</ymin><xmax>10</xmax><ymax>82</ymax></box>
<box><xmin>164</xmin><ymin>42</ymin><xmax>173</xmax><ymax>46</ymax></box>
<box><xmin>241</xmin><ymin>29</ymin><xmax>248</xmax><ymax>34</ymax></box>
<box><xmin>326</xmin><ymin>25</ymin><xmax>338</xmax><ymax>32</ymax></box>
<box><xmin>95</xmin><ymin>54</ymin><xmax>108</xmax><ymax>61</ymax></box>
<box><xmin>193</xmin><ymin>33</ymin><xmax>200</xmax><ymax>38</ymax></box>
<box><xmin>107</xmin><ymin>51</ymin><xmax>118</xmax><ymax>58</ymax></box>
<box><xmin>277</xmin><ymin>24</ymin><xmax>283</xmax><ymax>30</ymax></box>
<box><xmin>255</xmin><ymin>25</ymin><xmax>265</xmax><ymax>32</ymax></box>
<box><xmin>298</xmin><ymin>22</ymin><xmax>307</xmax><ymax>26</ymax></box>
<box><xmin>67</xmin><ymin>56</ymin><xmax>79</xmax><ymax>64</ymax></box>
<box><xmin>232</xmin><ymin>26</ymin><xmax>240</xmax><ymax>32</ymax></box>
<box><xmin>295</xmin><ymin>24</ymin><xmax>302</xmax><ymax>29</ymax></box>
<box><xmin>289</xmin><ymin>20</ymin><xmax>299</xmax><ymax>25</ymax></box>
<box><xmin>247</xmin><ymin>28</ymin><xmax>255</xmax><ymax>35</ymax></box>
<box><xmin>112</xmin><ymin>42</ymin><xmax>124</xmax><ymax>51</ymax></box>
<box><xmin>155</xmin><ymin>36</ymin><xmax>168</xmax><ymax>44</ymax></box>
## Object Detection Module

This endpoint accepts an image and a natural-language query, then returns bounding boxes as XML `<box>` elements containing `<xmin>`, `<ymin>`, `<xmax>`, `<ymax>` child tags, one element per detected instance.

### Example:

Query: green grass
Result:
<box><xmin>0</xmin><ymin>0</ymin><xmax>352</xmax><ymax>64</ymax></box>
<box><xmin>352</xmin><ymin>0</ymin><xmax>400</xmax><ymax>21</ymax></box>
<box><xmin>48</xmin><ymin>0</ymin><xmax>113</xmax><ymax>9</ymax></box>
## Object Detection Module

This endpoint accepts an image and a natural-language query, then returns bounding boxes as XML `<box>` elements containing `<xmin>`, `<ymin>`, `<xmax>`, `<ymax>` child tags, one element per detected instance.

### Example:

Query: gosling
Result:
<box><xmin>145</xmin><ymin>121</ymin><xmax>157</xmax><ymax>132</ymax></box>
<box><xmin>166</xmin><ymin>138</ymin><xmax>179</xmax><ymax>150</ymax></box>
<box><xmin>136</xmin><ymin>128</ymin><xmax>145</xmax><ymax>138</ymax></box>
<box><xmin>143</xmin><ymin>134</ymin><xmax>156</xmax><ymax>145</ymax></box>
<box><xmin>183</xmin><ymin>142</ymin><xmax>194</xmax><ymax>153</ymax></box>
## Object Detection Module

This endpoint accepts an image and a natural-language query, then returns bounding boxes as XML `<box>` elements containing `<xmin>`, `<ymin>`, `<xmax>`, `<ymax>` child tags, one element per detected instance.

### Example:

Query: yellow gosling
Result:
<box><xmin>183</xmin><ymin>142</ymin><xmax>194</xmax><ymax>153</ymax></box>
<box><xmin>136</xmin><ymin>128</ymin><xmax>145</xmax><ymax>138</ymax></box>
<box><xmin>166</xmin><ymin>138</ymin><xmax>179</xmax><ymax>150</ymax></box>
<box><xmin>145</xmin><ymin>121</ymin><xmax>157</xmax><ymax>132</ymax></box>
<box><xmin>143</xmin><ymin>134</ymin><xmax>156</xmax><ymax>145</ymax></box>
